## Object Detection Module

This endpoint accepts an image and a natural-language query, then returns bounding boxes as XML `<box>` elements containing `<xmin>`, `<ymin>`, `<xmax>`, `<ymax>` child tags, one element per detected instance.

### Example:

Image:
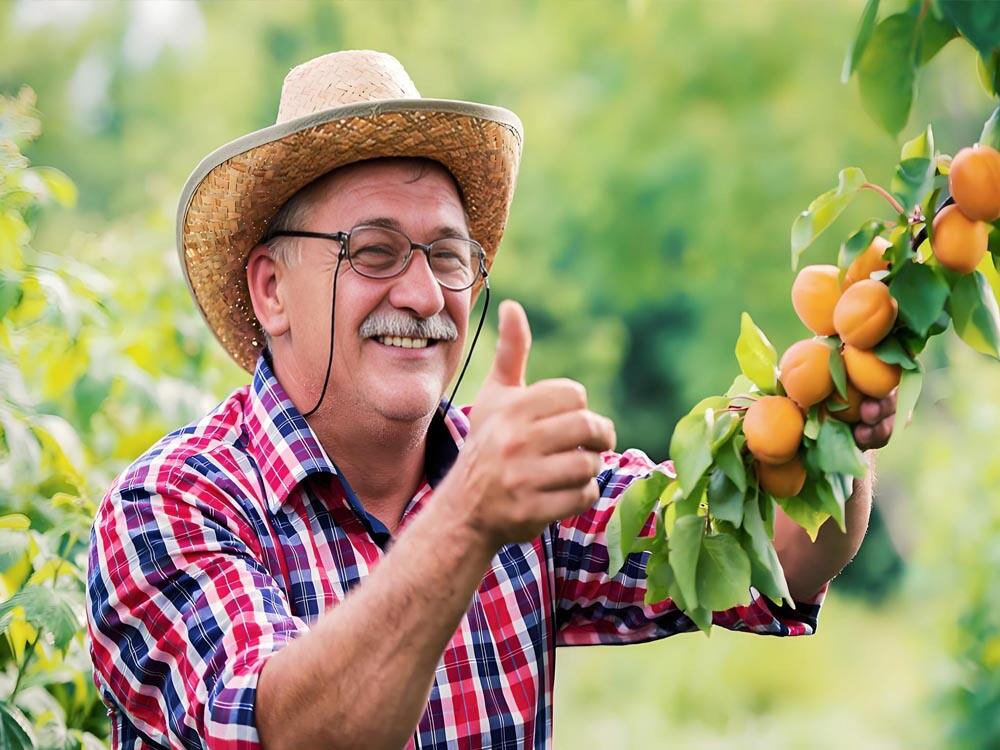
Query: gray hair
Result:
<box><xmin>265</xmin><ymin>190</ymin><xmax>313</xmax><ymax>268</ymax></box>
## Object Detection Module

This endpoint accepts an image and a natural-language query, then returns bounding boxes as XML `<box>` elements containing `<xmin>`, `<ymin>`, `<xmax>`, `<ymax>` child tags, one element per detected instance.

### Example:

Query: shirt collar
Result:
<box><xmin>244</xmin><ymin>349</ymin><xmax>470</xmax><ymax>515</ymax></box>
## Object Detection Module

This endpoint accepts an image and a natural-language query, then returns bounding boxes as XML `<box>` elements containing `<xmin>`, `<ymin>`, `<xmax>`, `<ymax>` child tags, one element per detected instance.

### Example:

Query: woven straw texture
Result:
<box><xmin>177</xmin><ymin>50</ymin><xmax>523</xmax><ymax>372</ymax></box>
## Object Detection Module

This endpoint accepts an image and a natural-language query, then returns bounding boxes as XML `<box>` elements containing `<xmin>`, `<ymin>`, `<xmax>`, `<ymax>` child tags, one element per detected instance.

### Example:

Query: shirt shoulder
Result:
<box><xmin>102</xmin><ymin>383</ymin><xmax>263</xmax><ymax>521</ymax></box>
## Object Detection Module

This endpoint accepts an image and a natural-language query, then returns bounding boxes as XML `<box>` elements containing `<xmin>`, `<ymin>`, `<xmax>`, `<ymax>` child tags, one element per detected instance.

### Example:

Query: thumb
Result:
<box><xmin>488</xmin><ymin>299</ymin><xmax>532</xmax><ymax>387</ymax></box>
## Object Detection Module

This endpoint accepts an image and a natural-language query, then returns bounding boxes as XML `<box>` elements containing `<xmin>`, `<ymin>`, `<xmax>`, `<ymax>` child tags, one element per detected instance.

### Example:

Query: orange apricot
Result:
<box><xmin>932</xmin><ymin>203</ymin><xmax>990</xmax><ymax>274</ymax></box>
<box><xmin>742</xmin><ymin>395</ymin><xmax>805</xmax><ymax>466</ymax></box>
<box><xmin>833</xmin><ymin>279</ymin><xmax>898</xmax><ymax>349</ymax></box>
<box><xmin>756</xmin><ymin>456</ymin><xmax>806</xmax><ymax>498</ymax></box>
<box><xmin>949</xmin><ymin>144</ymin><xmax>1000</xmax><ymax>222</ymax></box>
<box><xmin>791</xmin><ymin>265</ymin><xmax>841</xmax><ymax>336</ymax></box>
<box><xmin>842</xmin><ymin>236</ymin><xmax>892</xmax><ymax>288</ymax></box>
<box><xmin>842</xmin><ymin>345</ymin><xmax>901</xmax><ymax>398</ymax></box>
<box><xmin>826</xmin><ymin>381</ymin><xmax>864</xmax><ymax>424</ymax></box>
<box><xmin>778</xmin><ymin>338</ymin><xmax>834</xmax><ymax>408</ymax></box>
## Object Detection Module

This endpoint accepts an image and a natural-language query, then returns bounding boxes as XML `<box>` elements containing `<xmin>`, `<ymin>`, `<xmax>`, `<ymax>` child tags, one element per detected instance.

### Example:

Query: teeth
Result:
<box><xmin>376</xmin><ymin>336</ymin><xmax>430</xmax><ymax>349</ymax></box>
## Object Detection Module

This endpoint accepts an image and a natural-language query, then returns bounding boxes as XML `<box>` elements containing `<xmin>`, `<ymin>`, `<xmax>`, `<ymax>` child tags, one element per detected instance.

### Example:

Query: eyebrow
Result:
<box><xmin>354</xmin><ymin>216</ymin><xmax>470</xmax><ymax>240</ymax></box>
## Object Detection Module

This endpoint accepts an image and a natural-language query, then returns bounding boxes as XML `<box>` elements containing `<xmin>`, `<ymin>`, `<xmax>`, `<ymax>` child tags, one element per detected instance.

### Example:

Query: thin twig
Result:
<box><xmin>862</xmin><ymin>182</ymin><xmax>907</xmax><ymax>216</ymax></box>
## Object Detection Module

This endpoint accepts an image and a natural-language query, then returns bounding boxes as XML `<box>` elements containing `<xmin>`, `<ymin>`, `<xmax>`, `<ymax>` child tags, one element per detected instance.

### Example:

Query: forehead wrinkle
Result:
<box><xmin>354</xmin><ymin>216</ymin><xmax>469</xmax><ymax>240</ymax></box>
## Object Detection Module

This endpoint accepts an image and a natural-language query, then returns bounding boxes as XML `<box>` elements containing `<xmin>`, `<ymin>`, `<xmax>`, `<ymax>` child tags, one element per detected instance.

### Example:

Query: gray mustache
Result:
<box><xmin>359</xmin><ymin>312</ymin><xmax>458</xmax><ymax>341</ymax></box>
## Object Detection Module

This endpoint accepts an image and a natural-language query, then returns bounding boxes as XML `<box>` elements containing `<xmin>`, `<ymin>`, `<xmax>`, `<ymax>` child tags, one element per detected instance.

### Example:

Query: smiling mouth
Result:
<box><xmin>373</xmin><ymin>335</ymin><xmax>440</xmax><ymax>349</ymax></box>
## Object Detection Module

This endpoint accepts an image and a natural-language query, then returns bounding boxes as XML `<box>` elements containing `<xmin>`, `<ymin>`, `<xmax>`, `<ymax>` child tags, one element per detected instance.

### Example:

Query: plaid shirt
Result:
<box><xmin>87</xmin><ymin>352</ymin><xmax>827</xmax><ymax>750</ymax></box>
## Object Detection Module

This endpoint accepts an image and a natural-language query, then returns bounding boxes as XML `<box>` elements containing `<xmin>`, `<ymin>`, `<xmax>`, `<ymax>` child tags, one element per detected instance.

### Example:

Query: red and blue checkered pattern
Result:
<box><xmin>87</xmin><ymin>352</ymin><xmax>827</xmax><ymax>749</ymax></box>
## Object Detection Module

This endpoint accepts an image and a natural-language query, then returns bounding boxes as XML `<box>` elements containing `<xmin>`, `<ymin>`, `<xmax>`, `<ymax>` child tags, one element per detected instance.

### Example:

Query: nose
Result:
<box><xmin>386</xmin><ymin>248</ymin><xmax>446</xmax><ymax>318</ymax></box>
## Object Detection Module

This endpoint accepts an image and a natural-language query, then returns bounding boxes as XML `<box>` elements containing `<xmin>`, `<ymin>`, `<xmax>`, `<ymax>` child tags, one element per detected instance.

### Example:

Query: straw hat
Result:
<box><xmin>176</xmin><ymin>50</ymin><xmax>523</xmax><ymax>372</ymax></box>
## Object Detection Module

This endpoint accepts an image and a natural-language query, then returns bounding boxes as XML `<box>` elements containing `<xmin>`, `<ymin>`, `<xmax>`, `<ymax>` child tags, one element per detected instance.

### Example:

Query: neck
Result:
<box><xmin>271</xmin><ymin>349</ymin><xmax>433</xmax><ymax>531</ymax></box>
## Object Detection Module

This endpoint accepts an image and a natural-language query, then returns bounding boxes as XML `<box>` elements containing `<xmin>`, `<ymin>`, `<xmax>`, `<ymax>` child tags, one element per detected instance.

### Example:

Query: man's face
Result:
<box><xmin>278</xmin><ymin>160</ymin><xmax>472</xmax><ymax>423</ymax></box>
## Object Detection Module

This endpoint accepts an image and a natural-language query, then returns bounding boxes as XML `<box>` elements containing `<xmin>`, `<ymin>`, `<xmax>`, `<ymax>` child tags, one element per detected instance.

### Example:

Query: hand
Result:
<box><xmin>853</xmin><ymin>387</ymin><xmax>897</xmax><ymax>450</ymax></box>
<box><xmin>452</xmin><ymin>299</ymin><xmax>617</xmax><ymax>547</ymax></box>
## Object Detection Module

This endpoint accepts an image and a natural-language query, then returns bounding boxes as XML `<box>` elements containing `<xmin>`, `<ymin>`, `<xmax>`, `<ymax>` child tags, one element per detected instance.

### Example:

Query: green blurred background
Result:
<box><xmin>1</xmin><ymin>1</ymin><xmax>998</xmax><ymax>748</ymax></box>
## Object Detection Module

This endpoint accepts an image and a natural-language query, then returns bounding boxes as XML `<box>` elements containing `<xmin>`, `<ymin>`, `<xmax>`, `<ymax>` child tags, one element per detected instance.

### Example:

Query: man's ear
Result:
<box><xmin>246</xmin><ymin>244</ymin><xmax>291</xmax><ymax>339</ymax></box>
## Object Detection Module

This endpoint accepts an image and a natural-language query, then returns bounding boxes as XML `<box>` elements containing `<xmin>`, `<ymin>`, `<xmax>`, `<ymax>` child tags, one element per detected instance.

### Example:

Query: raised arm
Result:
<box><xmin>257</xmin><ymin>303</ymin><xmax>616</xmax><ymax>749</ymax></box>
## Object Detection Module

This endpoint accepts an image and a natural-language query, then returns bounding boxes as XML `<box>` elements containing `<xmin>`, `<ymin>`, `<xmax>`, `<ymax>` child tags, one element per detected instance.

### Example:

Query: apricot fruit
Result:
<box><xmin>833</xmin><ymin>279</ymin><xmax>898</xmax><ymax>349</ymax></box>
<box><xmin>779</xmin><ymin>338</ymin><xmax>834</xmax><ymax>408</ymax></box>
<box><xmin>932</xmin><ymin>204</ymin><xmax>990</xmax><ymax>274</ymax></box>
<box><xmin>756</xmin><ymin>456</ymin><xmax>806</xmax><ymax>498</ymax></box>
<box><xmin>742</xmin><ymin>395</ymin><xmax>805</xmax><ymax>466</ymax></box>
<box><xmin>792</xmin><ymin>265</ymin><xmax>841</xmax><ymax>336</ymax></box>
<box><xmin>949</xmin><ymin>144</ymin><xmax>1000</xmax><ymax>222</ymax></box>
<box><xmin>826</xmin><ymin>381</ymin><xmax>864</xmax><ymax>423</ymax></box>
<box><xmin>842</xmin><ymin>236</ymin><xmax>892</xmax><ymax>288</ymax></box>
<box><xmin>842</xmin><ymin>345</ymin><xmax>901</xmax><ymax>398</ymax></box>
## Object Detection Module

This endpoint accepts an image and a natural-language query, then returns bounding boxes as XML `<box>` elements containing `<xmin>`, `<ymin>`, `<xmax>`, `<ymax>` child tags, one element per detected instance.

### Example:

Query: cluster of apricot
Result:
<box><xmin>742</xmin><ymin>143</ymin><xmax>1000</xmax><ymax>500</ymax></box>
<box><xmin>934</xmin><ymin>144</ymin><xmax>1000</xmax><ymax>272</ymax></box>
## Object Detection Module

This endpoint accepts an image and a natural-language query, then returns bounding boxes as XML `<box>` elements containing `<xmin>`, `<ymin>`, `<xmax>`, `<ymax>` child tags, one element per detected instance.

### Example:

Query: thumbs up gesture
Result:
<box><xmin>450</xmin><ymin>300</ymin><xmax>618</xmax><ymax>548</ymax></box>
<box><xmin>470</xmin><ymin>299</ymin><xmax>533</xmax><ymax>435</ymax></box>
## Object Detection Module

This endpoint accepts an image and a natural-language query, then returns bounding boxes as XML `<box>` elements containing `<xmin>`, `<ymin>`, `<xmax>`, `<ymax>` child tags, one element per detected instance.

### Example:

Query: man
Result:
<box><xmin>87</xmin><ymin>51</ymin><xmax>895</xmax><ymax>749</ymax></box>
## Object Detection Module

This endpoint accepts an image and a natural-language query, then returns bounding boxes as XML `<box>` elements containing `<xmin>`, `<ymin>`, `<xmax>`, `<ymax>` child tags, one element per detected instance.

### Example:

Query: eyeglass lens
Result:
<box><xmin>347</xmin><ymin>226</ymin><xmax>480</xmax><ymax>290</ymax></box>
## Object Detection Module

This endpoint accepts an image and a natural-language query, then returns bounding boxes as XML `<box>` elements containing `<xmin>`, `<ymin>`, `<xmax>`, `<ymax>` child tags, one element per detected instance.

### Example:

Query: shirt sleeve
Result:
<box><xmin>86</xmin><ymin>456</ymin><xmax>309</xmax><ymax>750</ymax></box>
<box><xmin>552</xmin><ymin>447</ymin><xmax>828</xmax><ymax>646</ymax></box>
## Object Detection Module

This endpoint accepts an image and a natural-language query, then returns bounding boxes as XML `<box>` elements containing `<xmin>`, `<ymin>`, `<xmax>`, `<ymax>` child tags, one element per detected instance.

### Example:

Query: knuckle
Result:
<box><xmin>553</xmin><ymin>378</ymin><xmax>587</xmax><ymax>408</ymax></box>
<box><xmin>575</xmin><ymin>451</ymin><xmax>598</xmax><ymax>479</ymax></box>
<box><xmin>577</xmin><ymin>482</ymin><xmax>599</xmax><ymax>512</ymax></box>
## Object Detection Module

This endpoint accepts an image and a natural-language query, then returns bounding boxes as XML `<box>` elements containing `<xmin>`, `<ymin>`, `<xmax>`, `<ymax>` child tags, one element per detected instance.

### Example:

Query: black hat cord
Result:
<box><xmin>302</xmin><ymin>257</ymin><xmax>491</xmax><ymax>420</ymax></box>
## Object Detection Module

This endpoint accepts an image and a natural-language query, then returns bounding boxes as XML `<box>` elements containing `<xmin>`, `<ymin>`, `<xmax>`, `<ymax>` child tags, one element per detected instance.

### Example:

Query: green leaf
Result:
<box><xmin>776</xmin><ymin>495</ymin><xmax>830</xmax><ymax>542</ymax></box>
<box><xmin>735</xmin><ymin>312</ymin><xmax>778</xmax><ymax>392</ymax></box>
<box><xmin>981</xmin><ymin>106</ymin><xmax>1000</xmax><ymax>150</ymax></box>
<box><xmin>890</xmin><ymin>261</ymin><xmax>951</xmax><ymax>336</ymax></box>
<box><xmin>0</xmin><ymin>585</ymin><xmax>80</xmax><ymax>652</ymax></box>
<box><xmin>740</xmin><ymin>498</ymin><xmax>792</xmax><ymax>603</ymax></box>
<box><xmin>0</xmin><ymin>529</ymin><xmax>30</xmax><ymax>571</ymax></box>
<box><xmin>710</xmin><ymin>410</ymin><xmax>739</xmax><ymax>451</ymax></box>
<box><xmin>842</xmin><ymin>0</ymin><xmax>881</xmax><ymax>82</ymax></box>
<box><xmin>919</xmin><ymin>12</ymin><xmax>959</xmax><ymax>64</ymax></box>
<box><xmin>0</xmin><ymin>702</ymin><xmax>36</xmax><ymax>750</ymax></box>
<box><xmin>716</xmin><ymin>433</ymin><xmax>747</xmax><ymax>494</ymax></box>
<box><xmin>947</xmin><ymin>271</ymin><xmax>1000</xmax><ymax>358</ymax></box>
<box><xmin>886</xmin><ymin>224</ymin><xmax>915</xmax><ymax>272</ymax></box>
<box><xmin>759</xmin><ymin>489</ymin><xmax>775</xmax><ymax>538</ymax></box>
<box><xmin>815</xmin><ymin>419</ymin><xmax>869</xmax><ymax>478</ymax></box>
<box><xmin>791</xmin><ymin>168</ymin><xmax>868</xmax><ymax>268</ymax></box>
<box><xmin>823</xmin><ymin>337</ymin><xmax>848</xmax><ymax>398</ymax></box>
<box><xmin>857</xmin><ymin>13</ymin><xmax>918</xmax><ymax>137</ymax></box>
<box><xmin>839</xmin><ymin>220</ymin><xmax>883</xmax><ymax>270</ymax></box>
<box><xmin>644</xmin><ymin>546</ymin><xmax>673</xmax><ymax>605</ymax></box>
<box><xmin>939</xmin><ymin>0</ymin><xmax>1000</xmax><ymax>58</ymax></box>
<box><xmin>669</xmin><ymin>408</ymin><xmax>714</xmax><ymax>498</ymax></box>
<box><xmin>725</xmin><ymin>373</ymin><xmax>757</xmax><ymax>397</ymax></box>
<box><xmin>668</xmin><ymin>515</ymin><xmax>704</xmax><ymax>610</ymax></box>
<box><xmin>0</xmin><ymin>274</ymin><xmax>23</xmax><ymax>320</ymax></box>
<box><xmin>873</xmin><ymin>336</ymin><xmax>920</xmax><ymax>369</ymax></box>
<box><xmin>901</xmin><ymin>124</ymin><xmax>935</xmax><ymax>160</ymax></box>
<box><xmin>894</xmin><ymin>366</ymin><xmax>923</xmax><ymax>438</ymax></box>
<box><xmin>685</xmin><ymin>604</ymin><xmax>714</xmax><ymax>636</ymax></box>
<box><xmin>800</xmin><ymin>474</ymin><xmax>847</xmax><ymax>534</ymax></box>
<box><xmin>606</xmin><ymin>471</ymin><xmax>671</xmax><ymax>577</ymax></box>
<box><xmin>892</xmin><ymin>158</ymin><xmax>935</xmax><ymax>214</ymax></box>
<box><xmin>707</xmin><ymin>467</ymin><xmax>744</xmax><ymax>527</ymax></box>
<box><xmin>804</xmin><ymin>406</ymin><xmax>821</xmax><ymax>440</ymax></box>
<box><xmin>892</xmin><ymin>126</ymin><xmax>936</xmax><ymax>213</ymax></box>
<box><xmin>697</xmin><ymin>533</ymin><xmax>752</xmax><ymax>611</ymax></box>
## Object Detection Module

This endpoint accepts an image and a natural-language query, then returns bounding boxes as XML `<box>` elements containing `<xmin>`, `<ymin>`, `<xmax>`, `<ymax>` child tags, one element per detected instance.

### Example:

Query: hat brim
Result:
<box><xmin>177</xmin><ymin>98</ymin><xmax>523</xmax><ymax>373</ymax></box>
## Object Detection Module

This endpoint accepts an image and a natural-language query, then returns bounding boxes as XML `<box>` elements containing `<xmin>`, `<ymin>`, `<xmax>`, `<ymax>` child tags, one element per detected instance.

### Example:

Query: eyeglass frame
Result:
<box><xmin>266</xmin><ymin>225</ymin><xmax>489</xmax><ymax>291</ymax></box>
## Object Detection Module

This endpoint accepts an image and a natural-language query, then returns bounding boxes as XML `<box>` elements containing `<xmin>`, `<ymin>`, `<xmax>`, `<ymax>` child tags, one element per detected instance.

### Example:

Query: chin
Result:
<box><xmin>368</xmin><ymin>384</ymin><xmax>443</xmax><ymax>423</ymax></box>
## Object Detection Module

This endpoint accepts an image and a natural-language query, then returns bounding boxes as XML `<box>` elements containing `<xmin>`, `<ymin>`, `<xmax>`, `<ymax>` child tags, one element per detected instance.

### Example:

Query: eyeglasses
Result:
<box><xmin>267</xmin><ymin>225</ymin><xmax>487</xmax><ymax>291</ymax></box>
